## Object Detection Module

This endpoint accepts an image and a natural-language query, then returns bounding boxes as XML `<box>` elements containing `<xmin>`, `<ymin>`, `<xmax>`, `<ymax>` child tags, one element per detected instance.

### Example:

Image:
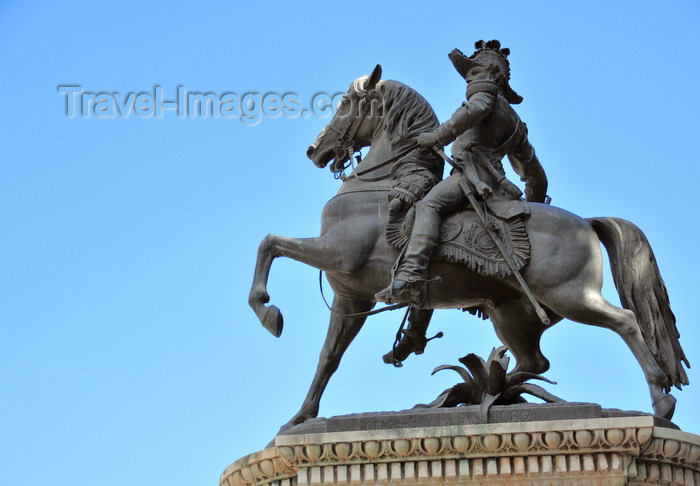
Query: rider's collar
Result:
<box><xmin>467</xmin><ymin>79</ymin><xmax>501</xmax><ymax>100</ymax></box>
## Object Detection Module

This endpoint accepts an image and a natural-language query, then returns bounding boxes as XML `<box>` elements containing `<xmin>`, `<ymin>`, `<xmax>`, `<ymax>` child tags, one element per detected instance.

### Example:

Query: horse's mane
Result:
<box><xmin>350</xmin><ymin>78</ymin><xmax>440</xmax><ymax>152</ymax></box>
<box><xmin>379</xmin><ymin>80</ymin><xmax>440</xmax><ymax>151</ymax></box>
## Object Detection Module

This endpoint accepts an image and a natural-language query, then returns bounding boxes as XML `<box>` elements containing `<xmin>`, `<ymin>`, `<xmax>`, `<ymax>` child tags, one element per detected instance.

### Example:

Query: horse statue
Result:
<box><xmin>248</xmin><ymin>65</ymin><xmax>689</xmax><ymax>431</ymax></box>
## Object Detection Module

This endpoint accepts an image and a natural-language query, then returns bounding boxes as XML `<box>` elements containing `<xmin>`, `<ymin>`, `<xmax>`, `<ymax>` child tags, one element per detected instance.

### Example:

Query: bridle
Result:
<box><xmin>326</xmin><ymin>90</ymin><xmax>380</xmax><ymax>180</ymax></box>
<box><xmin>324</xmin><ymin>90</ymin><xmax>423</xmax><ymax>183</ymax></box>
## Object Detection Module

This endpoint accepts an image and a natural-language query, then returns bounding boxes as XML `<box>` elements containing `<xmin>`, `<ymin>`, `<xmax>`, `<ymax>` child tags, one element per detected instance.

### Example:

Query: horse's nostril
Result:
<box><xmin>306</xmin><ymin>144</ymin><xmax>316</xmax><ymax>159</ymax></box>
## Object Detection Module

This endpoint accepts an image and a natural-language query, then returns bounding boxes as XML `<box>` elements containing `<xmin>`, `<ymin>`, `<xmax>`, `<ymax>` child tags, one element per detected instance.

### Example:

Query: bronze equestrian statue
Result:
<box><xmin>248</xmin><ymin>41</ymin><xmax>689</xmax><ymax>432</ymax></box>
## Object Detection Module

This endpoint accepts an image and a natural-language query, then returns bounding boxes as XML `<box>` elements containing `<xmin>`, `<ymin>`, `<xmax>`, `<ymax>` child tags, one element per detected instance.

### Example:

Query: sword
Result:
<box><xmin>431</xmin><ymin>146</ymin><xmax>551</xmax><ymax>326</ymax></box>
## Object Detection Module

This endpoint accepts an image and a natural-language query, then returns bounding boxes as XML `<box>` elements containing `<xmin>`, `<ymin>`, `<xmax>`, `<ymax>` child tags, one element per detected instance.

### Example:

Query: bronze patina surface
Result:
<box><xmin>248</xmin><ymin>42</ymin><xmax>689</xmax><ymax>434</ymax></box>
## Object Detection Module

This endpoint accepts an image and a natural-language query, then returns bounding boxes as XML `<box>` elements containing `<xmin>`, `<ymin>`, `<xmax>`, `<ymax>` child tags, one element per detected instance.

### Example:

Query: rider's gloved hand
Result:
<box><xmin>416</xmin><ymin>132</ymin><xmax>438</xmax><ymax>147</ymax></box>
<box><xmin>476</xmin><ymin>181</ymin><xmax>494</xmax><ymax>199</ymax></box>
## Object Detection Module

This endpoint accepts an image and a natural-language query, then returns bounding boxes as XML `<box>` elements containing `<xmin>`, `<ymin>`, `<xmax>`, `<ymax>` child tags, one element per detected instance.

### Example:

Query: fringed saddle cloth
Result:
<box><xmin>387</xmin><ymin>199</ymin><xmax>531</xmax><ymax>279</ymax></box>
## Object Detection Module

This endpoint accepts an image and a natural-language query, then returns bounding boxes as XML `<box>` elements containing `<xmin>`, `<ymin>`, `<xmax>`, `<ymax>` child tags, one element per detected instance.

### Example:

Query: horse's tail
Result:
<box><xmin>588</xmin><ymin>217</ymin><xmax>690</xmax><ymax>391</ymax></box>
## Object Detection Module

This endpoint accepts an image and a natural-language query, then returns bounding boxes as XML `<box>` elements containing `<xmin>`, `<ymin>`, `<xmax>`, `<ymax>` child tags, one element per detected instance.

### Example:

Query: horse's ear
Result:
<box><xmin>364</xmin><ymin>64</ymin><xmax>382</xmax><ymax>91</ymax></box>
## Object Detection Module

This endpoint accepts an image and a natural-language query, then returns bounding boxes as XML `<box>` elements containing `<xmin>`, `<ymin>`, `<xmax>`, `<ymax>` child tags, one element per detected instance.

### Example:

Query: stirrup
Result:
<box><xmin>397</xmin><ymin>275</ymin><xmax>441</xmax><ymax>306</ymax></box>
<box><xmin>402</xmin><ymin>275</ymin><xmax>442</xmax><ymax>285</ymax></box>
<box><xmin>376</xmin><ymin>278</ymin><xmax>419</xmax><ymax>306</ymax></box>
<box><xmin>376</xmin><ymin>275</ymin><xmax>442</xmax><ymax>306</ymax></box>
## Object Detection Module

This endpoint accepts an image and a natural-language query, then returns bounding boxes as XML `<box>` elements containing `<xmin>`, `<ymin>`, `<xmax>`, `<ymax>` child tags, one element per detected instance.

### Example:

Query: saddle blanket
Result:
<box><xmin>387</xmin><ymin>199</ymin><xmax>530</xmax><ymax>279</ymax></box>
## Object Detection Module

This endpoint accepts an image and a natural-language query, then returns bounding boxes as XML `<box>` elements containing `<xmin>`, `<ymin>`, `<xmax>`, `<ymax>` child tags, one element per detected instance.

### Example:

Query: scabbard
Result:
<box><xmin>457</xmin><ymin>171</ymin><xmax>474</xmax><ymax>197</ymax></box>
<box><xmin>470</xmin><ymin>146</ymin><xmax>523</xmax><ymax>200</ymax></box>
<box><xmin>430</xmin><ymin>146</ymin><xmax>550</xmax><ymax>326</ymax></box>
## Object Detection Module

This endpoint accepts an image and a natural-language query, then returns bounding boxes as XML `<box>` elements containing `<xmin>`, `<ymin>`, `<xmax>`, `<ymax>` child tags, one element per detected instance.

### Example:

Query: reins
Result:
<box><xmin>333</xmin><ymin>143</ymin><xmax>420</xmax><ymax>183</ymax></box>
<box><xmin>348</xmin><ymin>144</ymin><xmax>420</xmax><ymax>182</ymax></box>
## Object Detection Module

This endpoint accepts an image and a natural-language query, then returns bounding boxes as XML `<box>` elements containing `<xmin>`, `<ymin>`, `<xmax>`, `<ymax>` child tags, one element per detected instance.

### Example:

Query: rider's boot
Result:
<box><xmin>382</xmin><ymin>308</ymin><xmax>433</xmax><ymax>366</ymax></box>
<box><xmin>383</xmin><ymin>330</ymin><xmax>428</xmax><ymax>365</ymax></box>
<box><xmin>375</xmin><ymin>208</ymin><xmax>441</xmax><ymax>306</ymax></box>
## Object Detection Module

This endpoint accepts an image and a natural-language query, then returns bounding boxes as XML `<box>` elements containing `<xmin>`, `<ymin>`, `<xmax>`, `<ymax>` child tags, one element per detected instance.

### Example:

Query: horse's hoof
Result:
<box><xmin>268</xmin><ymin>420</ymin><xmax>298</xmax><ymax>447</ymax></box>
<box><xmin>278</xmin><ymin>407</ymin><xmax>316</xmax><ymax>436</ymax></box>
<box><xmin>276</xmin><ymin>421</ymin><xmax>296</xmax><ymax>436</ymax></box>
<box><xmin>653</xmin><ymin>393</ymin><xmax>676</xmax><ymax>420</ymax></box>
<box><xmin>262</xmin><ymin>305</ymin><xmax>283</xmax><ymax>337</ymax></box>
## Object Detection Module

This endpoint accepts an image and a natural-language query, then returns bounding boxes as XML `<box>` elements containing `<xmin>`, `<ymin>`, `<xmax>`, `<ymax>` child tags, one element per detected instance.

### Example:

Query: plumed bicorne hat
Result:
<box><xmin>449</xmin><ymin>40</ymin><xmax>523</xmax><ymax>104</ymax></box>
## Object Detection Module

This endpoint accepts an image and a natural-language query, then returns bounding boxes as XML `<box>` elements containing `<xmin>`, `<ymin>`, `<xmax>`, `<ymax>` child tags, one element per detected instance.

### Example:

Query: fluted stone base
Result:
<box><xmin>222</xmin><ymin>406</ymin><xmax>699</xmax><ymax>485</ymax></box>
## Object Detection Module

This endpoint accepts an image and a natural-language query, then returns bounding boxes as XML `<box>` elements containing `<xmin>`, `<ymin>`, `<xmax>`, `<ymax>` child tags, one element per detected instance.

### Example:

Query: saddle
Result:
<box><xmin>387</xmin><ymin>198</ymin><xmax>531</xmax><ymax>279</ymax></box>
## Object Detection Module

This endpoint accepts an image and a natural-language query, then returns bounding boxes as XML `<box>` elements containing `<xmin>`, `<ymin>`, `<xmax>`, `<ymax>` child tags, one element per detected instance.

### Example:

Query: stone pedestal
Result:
<box><xmin>222</xmin><ymin>406</ymin><xmax>699</xmax><ymax>485</ymax></box>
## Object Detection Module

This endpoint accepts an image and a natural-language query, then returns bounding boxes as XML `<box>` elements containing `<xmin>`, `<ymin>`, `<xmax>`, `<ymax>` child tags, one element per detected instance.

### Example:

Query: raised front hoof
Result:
<box><xmin>653</xmin><ymin>393</ymin><xmax>676</xmax><ymax>421</ymax></box>
<box><xmin>261</xmin><ymin>305</ymin><xmax>284</xmax><ymax>337</ymax></box>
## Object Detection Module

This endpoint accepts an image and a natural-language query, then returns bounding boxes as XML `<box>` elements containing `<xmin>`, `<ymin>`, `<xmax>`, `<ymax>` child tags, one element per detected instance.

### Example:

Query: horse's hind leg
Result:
<box><xmin>282</xmin><ymin>296</ymin><xmax>374</xmax><ymax>432</ymax></box>
<box><xmin>488</xmin><ymin>298</ymin><xmax>559</xmax><ymax>375</ymax></box>
<box><xmin>544</xmin><ymin>286</ymin><xmax>673</xmax><ymax>418</ymax></box>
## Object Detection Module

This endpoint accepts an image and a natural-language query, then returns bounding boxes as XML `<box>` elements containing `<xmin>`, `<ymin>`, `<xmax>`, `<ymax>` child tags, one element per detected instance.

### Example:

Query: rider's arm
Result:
<box><xmin>431</xmin><ymin>92</ymin><xmax>495</xmax><ymax>145</ymax></box>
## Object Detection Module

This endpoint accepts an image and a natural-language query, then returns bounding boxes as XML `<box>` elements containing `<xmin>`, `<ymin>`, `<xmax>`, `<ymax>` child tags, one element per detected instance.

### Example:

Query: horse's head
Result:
<box><xmin>307</xmin><ymin>64</ymin><xmax>384</xmax><ymax>173</ymax></box>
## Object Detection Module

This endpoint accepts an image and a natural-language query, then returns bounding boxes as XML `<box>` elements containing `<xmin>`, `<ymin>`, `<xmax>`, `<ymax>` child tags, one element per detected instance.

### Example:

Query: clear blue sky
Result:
<box><xmin>1</xmin><ymin>1</ymin><xmax>699</xmax><ymax>486</ymax></box>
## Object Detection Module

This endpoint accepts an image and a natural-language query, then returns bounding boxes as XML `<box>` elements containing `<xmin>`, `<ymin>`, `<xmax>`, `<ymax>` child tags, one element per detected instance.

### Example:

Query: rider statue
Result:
<box><xmin>376</xmin><ymin>40</ymin><xmax>549</xmax><ymax>357</ymax></box>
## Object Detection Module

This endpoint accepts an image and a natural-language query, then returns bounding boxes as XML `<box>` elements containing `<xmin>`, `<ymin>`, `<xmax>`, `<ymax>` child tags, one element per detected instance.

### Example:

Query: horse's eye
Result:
<box><xmin>337</xmin><ymin>97</ymin><xmax>354</xmax><ymax>116</ymax></box>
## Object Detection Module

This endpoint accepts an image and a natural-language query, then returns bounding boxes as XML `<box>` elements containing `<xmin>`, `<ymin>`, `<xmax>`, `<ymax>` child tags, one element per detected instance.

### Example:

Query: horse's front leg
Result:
<box><xmin>249</xmin><ymin>233</ymin><xmax>367</xmax><ymax>336</ymax></box>
<box><xmin>281</xmin><ymin>296</ymin><xmax>374</xmax><ymax>432</ymax></box>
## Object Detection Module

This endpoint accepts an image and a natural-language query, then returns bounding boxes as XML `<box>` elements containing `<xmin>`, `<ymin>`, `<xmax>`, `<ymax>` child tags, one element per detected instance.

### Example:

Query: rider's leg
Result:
<box><xmin>374</xmin><ymin>203</ymin><xmax>439</xmax><ymax>305</ymax></box>
<box><xmin>393</xmin><ymin>205</ymin><xmax>441</xmax><ymax>281</ymax></box>
<box><xmin>375</xmin><ymin>174</ymin><xmax>467</xmax><ymax>305</ymax></box>
<box><xmin>382</xmin><ymin>307</ymin><xmax>434</xmax><ymax>365</ymax></box>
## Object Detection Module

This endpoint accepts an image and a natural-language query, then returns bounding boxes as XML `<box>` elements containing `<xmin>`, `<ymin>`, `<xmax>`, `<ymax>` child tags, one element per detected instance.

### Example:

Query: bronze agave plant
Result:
<box><xmin>428</xmin><ymin>346</ymin><xmax>564</xmax><ymax>422</ymax></box>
